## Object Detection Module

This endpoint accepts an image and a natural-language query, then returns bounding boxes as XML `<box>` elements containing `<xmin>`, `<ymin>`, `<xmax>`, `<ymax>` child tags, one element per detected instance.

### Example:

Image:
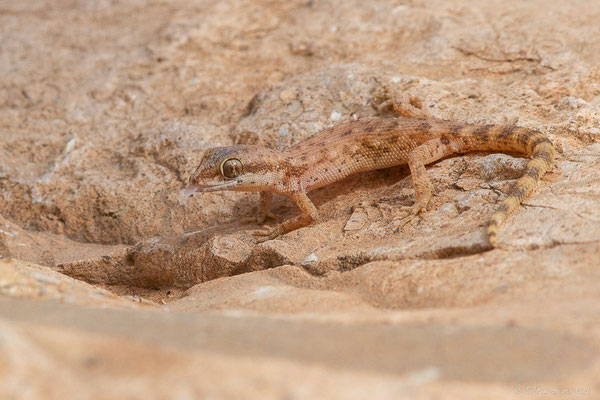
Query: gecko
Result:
<box><xmin>185</xmin><ymin>111</ymin><xmax>555</xmax><ymax>247</ymax></box>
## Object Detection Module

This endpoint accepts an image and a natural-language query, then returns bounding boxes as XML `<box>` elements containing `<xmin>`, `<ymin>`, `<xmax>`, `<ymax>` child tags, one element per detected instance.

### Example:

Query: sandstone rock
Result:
<box><xmin>1</xmin><ymin>0</ymin><xmax>599</xmax><ymax>398</ymax></box>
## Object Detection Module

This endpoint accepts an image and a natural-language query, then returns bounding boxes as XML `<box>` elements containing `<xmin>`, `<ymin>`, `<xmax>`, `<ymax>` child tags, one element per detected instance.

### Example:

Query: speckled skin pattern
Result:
<box><xmin>188</xmin><ymin>116</ymin><xmax>555</xmax><ymax>247</ymax></box>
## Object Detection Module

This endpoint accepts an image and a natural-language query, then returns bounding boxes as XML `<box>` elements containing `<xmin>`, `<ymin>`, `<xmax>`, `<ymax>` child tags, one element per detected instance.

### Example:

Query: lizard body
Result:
<box><xmin>187</xmin><ymin>116</ymin><xmax>554</xmax><ymax>247</ymax></box>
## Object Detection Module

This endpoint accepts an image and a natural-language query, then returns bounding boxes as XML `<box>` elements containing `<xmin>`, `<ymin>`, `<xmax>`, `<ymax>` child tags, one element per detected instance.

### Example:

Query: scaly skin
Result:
<box><xmin>187</xmin><ymin>116</ymin><xmax>555</xmax><ymax>247</ymax></box>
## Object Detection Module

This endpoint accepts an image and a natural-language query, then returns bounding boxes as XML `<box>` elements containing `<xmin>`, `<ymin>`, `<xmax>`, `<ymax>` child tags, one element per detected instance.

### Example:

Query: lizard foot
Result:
<box><xmin>376</xmin><ymin>96</ymin><xmax>428</xmax><ymax>118</ymax></box>
<box><xmin>241</xmin><ymin>210</ymin><xmax>278</xmax><ymax>225</ymax></box>
<box><xmin>252</xmin><ymin>225</ymin><xmax>283</xmax><ymax>243</ymax></box>
<box><xmin>388</xmin><ymin>201</ymin><xmax>427</xmax><ymax>232</ymax></box>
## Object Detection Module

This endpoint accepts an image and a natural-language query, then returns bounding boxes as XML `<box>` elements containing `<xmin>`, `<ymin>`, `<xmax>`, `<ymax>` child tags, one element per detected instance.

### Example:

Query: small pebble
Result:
<box><xmin>279</xmin><ymin>89</ymin><xmax>295</xmax><ymax>102</ymax></box>
<box><xmin>301</xmin><ymin>253</ymin><xmax>318</xmax><ymax>266</ymax></box>
<box><xmin>330</xmin><ymin>111</ymin><xmax>342</xmax><ymax>121</ymax></box>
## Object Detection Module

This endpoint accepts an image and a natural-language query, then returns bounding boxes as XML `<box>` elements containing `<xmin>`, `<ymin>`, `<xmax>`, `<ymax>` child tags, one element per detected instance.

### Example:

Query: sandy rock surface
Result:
<box><xmin>1</xmin><ymin>0</ymin><xmax>599</xmax><ymax>398</ymax></box>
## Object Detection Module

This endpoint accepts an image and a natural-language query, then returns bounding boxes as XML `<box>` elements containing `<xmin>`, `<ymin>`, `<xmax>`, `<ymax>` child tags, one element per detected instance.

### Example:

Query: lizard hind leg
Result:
<box><xmin>377</xmin><ymin>95</ymin><xmax>430</xmax><ymax>119</ymax></box>
<box><xmin>390</xmin><ymin>137</ymin><xmax>454</xmax><ymax>231</ymax></box>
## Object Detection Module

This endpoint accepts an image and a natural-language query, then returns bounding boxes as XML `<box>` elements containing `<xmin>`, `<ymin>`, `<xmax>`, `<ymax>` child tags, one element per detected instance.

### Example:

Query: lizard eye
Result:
<box><xmin>220</xmin><ymin>158</ymin><xmax>243</xmax><ymax>179</ymax></box>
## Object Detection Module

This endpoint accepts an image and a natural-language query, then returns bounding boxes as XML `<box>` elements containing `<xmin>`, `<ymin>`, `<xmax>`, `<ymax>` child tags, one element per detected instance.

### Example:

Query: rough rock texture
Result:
<box><xmin>1</xmin><ymin>0</ymin><xmax>599</xmax><ymax>398</ymax></box>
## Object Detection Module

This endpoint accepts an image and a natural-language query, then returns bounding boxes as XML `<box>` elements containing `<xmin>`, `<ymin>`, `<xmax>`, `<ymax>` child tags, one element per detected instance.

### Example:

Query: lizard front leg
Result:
<box><xmin>257</xmin><ymin>191</ymin><xmax>278</xmax><ymax>223</ymax></box>
<box><xmin>242</xmin><ymin>191</ymin><xmax>278</xmax><ymax>224</ymax></box>
<box><xmin>254</xmin><ymin>190</ymin><xmax>319</xmax><ymax>242</ymax></box>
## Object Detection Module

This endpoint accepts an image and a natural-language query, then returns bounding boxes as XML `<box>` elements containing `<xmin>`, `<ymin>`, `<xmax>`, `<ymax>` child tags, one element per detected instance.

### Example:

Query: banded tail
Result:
<box><xmin>486</xmin><ymin>128</ymin><xmax>555</xmax><ymax>247</ymax></box>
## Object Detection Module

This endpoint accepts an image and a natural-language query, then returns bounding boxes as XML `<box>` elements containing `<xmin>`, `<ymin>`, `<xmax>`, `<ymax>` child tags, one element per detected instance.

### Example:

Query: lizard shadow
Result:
<box><xmin>230</xmin><ymin>165</ymin><xmax>412</xmax><ymax>227</ymax></box>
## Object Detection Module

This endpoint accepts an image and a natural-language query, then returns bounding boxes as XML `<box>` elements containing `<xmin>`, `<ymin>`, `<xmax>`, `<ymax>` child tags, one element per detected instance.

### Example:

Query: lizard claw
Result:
<box><xmin>252</xmin><ymin>225</ymin><xmax>283</xmax><ymax>242</ymax></box>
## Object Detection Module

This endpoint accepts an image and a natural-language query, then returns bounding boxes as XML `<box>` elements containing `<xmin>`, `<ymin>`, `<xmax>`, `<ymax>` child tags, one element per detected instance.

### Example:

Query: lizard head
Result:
<box><xmin>185</xmin><ymin>145</ymin><xmax>285</xmax><ymax>195</ymax></box>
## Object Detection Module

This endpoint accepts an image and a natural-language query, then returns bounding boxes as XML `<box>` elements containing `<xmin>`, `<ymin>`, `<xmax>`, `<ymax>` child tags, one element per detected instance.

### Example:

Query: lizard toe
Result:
<box><xmin>389</xmin><ymin>213</ymin><xmax>413</xmax><ymax>232</ymax></box>
<box><xmin>389</xmin><ymin>201</ymin><xmax>427</xmax><ymax>232</ymax></box>
<box><xmin>252</xmin><ymin>225</ymin><xmax>282</xmax><ymax>242</ymax></box>
<box><xmin>264</xmin><ymin>210</ymin><xmax>278</xmax><ymax>221</ymax></box>
<box><xmin>242</xmin><ymin>212</ymin><xmax>279</xmax><ymax>225</ymax></box>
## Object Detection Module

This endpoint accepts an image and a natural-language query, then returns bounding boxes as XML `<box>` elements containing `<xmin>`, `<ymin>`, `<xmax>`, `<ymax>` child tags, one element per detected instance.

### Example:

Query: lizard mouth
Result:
<box><xmin>184</xmin><ymin>180</ymin><xmax>240</xmax><ymax>196</ymax></box>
